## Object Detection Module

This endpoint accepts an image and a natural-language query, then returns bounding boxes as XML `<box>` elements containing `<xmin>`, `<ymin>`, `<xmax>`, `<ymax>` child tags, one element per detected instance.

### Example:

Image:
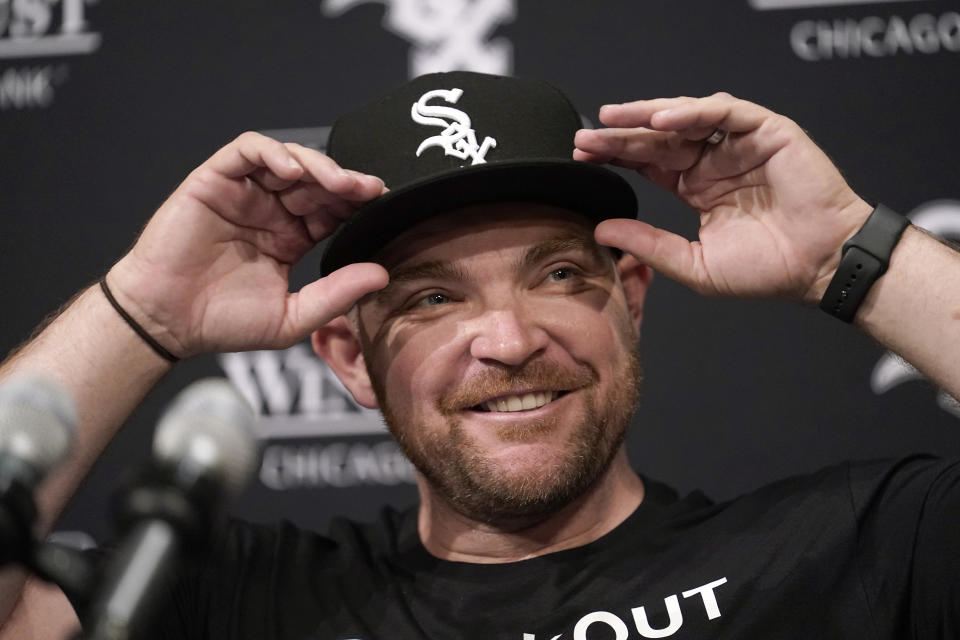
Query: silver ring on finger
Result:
<box><xmin>706</xmin><ymin>128</ymin><xmax>727</xmax><ymax>145</ymax></box>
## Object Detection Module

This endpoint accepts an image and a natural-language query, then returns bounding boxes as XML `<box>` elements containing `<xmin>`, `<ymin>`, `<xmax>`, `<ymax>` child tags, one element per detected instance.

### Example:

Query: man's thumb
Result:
<box><xmin>595</xmin><ymin>218</ymin><xmax>705</xmax><ymax>293</ymax></box>
<box><xmin>287</xmin><ymin>263</ymin><xmax>389</xmax><ymax>341</ymax></box>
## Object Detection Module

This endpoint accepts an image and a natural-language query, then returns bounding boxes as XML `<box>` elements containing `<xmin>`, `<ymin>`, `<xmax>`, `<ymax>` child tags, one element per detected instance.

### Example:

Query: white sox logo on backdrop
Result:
<box><xmin>0</xmin><ymin>0</ymin><xmax>100</xmax><ymax>110</ymax></box>
<box><xmin>412</xmin><ymin>87</ymin><xmax>497</xmax><ymax>165</ymax></box>
<box><xmin>322</xmin><ymin>0</ymin><xmax>515</xmax><ymax>76</ymax></box>
<box><xmin>749</xmin><ymin>0</ymin><xmax>960</xmax><ymax>61</ymax></box>
<box><xmin>870</xmin><ymin>200</ymin><xmax>960</xmax><ymax>420</ymax></box>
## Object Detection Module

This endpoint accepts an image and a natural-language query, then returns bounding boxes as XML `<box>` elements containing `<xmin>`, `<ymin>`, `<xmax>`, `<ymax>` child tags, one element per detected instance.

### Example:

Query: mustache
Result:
<box><xmin>437</xmin><ymin>360</ymin><xmax>598</xmax><ymax>413</ymax></box>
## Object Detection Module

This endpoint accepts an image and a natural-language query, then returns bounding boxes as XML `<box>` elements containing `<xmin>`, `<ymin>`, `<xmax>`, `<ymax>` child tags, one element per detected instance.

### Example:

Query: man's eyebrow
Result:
<box><xmin>376</xmin><ymin>261</ymin><xmax>468</xmax><ymax>303</ymax></box>
<box><xmin>517</xmin><ymin>234</ymin><xmax>609</xmax><ymax>272</ymax></box>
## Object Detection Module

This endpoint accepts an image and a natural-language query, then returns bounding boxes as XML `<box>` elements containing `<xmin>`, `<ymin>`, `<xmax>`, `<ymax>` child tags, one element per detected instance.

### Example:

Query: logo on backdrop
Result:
<box><xmin>870</xmin><ymin>200</ymin><xmax>960</xmax><ymax>420</ymax></box>
<box><xmin>321</xmin><ymin>0</ymin><xmax>515</xmax><ymax>76</ymax></box>
<box><xmin>749</xmin><ymin>0</ymin><xmax>924</xmax><ymax>8</ymax></box>
<box><xmin>0</xmin><ymin>0</ymin><xmax>100</xmax><ymax>110</ymax></box>
<box><xmin>412</xmin><ymin>87</ymin><xmax>497</xmax><ymax>164</ymax></box>
<box><xmin>218</xmin><ymin>346</ymin><xmax>416</xmax><ymax>490</ymax></box>
<box><xmin>748</xmin><ymin>0</ymin><xmax>960</xmax><ymax>62</ymax></box>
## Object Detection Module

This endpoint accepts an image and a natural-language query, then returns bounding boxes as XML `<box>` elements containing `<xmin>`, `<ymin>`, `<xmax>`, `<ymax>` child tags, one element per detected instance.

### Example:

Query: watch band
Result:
<box><xmin>819</xmin><ymin>203</ymin><xmax>910</xmax><ymax>323</ymax></box>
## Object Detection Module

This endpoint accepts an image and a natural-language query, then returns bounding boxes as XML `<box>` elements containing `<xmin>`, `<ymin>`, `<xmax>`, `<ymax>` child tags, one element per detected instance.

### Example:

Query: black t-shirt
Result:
<box><xmin>104</xmin><ymin>455</ymin><xmax>960</xmax><ymax>639</ymax></box>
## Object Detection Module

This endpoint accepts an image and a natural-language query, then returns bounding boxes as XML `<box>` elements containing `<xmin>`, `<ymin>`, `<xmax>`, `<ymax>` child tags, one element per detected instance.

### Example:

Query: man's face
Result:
<box><xmin>354</xmin><ymin>203</ymin><xmax>643</xmax><ymax>525</ymax></box>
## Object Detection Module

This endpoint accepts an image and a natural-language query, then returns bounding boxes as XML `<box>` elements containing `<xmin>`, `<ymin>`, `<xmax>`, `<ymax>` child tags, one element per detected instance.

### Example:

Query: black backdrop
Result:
<box><xmin>2</xmin><ymin>0</ymin><xmax>958</xmax><ymax>545</ymax></box>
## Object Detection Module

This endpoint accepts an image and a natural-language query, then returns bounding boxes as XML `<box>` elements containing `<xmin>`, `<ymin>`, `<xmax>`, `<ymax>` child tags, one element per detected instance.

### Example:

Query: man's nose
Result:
<box><xmin>468</xmin><ymin>308</ymin><xmax>549</xmax><ymax>366</ymax></box>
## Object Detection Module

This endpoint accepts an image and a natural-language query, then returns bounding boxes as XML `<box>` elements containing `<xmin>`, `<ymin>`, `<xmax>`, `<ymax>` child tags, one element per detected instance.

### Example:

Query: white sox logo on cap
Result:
<box><xmin>321</xmin><ymin>71</ymin><xmax>638</xmax><ymax>276</ymax></box>
<box><xmin>411</xmin><ymin>88</ymin><xmax>497</xmax><ymax>165</ymax></box>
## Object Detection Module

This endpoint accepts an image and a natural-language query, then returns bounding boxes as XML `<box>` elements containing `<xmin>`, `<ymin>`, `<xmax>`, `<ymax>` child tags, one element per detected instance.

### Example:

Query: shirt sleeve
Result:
<box><xmin>847</xmin><ymin>456</ymin><xmax>960</xmax><ymax>638</ymax></box>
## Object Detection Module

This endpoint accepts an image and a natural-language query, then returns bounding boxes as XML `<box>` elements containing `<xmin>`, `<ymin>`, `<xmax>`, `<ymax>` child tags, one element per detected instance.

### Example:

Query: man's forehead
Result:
<box><xmin>373</xmin><ymin>202</ymin><xmax>599</xmax><ymax>272</ymax></box>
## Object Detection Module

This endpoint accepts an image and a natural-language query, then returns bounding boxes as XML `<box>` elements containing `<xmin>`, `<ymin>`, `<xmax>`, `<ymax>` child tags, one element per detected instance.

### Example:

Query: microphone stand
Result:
<box><xmin>76</xmin><ymin>464</ymin><xmax>223</xmax><ymax>640</ymax></box>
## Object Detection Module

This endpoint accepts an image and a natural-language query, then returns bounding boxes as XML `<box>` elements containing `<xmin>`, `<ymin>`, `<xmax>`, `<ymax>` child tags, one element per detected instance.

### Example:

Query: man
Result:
<box><xmin>0</xmin><ymin>71</ymin><xmax>958</xmax><ymax>638</ymax></box>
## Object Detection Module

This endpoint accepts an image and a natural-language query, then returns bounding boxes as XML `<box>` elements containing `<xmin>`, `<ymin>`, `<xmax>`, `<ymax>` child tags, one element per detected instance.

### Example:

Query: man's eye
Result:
<box><xmin>420</xmin><ymin>293</ymin><xmax>451</xmax><ymax>307</ymax></box>
<box><xmin>548</xmin><ymin>267</ymin><xmax>575</xmax><ymax>282</ymax></box>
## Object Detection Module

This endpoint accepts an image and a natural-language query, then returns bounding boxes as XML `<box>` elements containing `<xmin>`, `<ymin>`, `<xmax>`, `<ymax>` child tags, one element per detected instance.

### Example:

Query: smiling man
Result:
<box><xmin>320</xmin><ymin>203</ymin><xmax>648</xmax><ymax>545</ymax></box>
<box><xmin>1</xmin><ymin>72</ymin><xmax>959</xmax><ymax>639</ymax></box>
<box><xmin>311</xmin><ymin>73</ymin><xmax>655</xmax><ymax>548</ymax></box>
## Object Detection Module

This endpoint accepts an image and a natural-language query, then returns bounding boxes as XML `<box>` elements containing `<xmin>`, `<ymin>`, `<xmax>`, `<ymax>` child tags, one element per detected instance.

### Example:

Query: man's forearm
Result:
<box><xmin>1</xmin><ymin>282</ymin><xmax>173</xmax><ymax>530</ymax></box>
<box><xmin>855</xmin><ymin>226</ymin><xmax>960</xmax><ymax>400</ymax></box>
<box><xmin>0</xmin><ymin>282</ymin><xmax>172</xmax><ymax>624</ymax></box>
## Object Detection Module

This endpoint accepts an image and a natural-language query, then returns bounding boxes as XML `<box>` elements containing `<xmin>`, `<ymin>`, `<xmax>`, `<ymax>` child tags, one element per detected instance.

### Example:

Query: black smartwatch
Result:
<box><xmin>819</xmin><ymin>204</ymin><xmax>910</xmax><ymax>323</ymax></box>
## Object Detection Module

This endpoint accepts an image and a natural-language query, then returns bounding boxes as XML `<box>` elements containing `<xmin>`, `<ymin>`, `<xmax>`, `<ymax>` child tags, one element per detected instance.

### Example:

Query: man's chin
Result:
<box><xmin>443</xmin><ymin>477</ymin><xmax>590</xmax><ymax>528</ymax></box>
<box><xmin>472</xmin><ymin>441</ymin><xmax>577</xmax><ymax>479</ymax></box>
<box><xmin>431</xmin><ymin>443</ymin><xmax>609</xmax><ymax>526</ymax></box>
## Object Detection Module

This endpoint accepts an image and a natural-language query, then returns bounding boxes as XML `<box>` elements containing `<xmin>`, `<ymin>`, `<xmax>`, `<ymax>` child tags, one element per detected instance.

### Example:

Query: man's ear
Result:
<box><xmin>617</xmin><ymin>252</ymin><xmax>653</xmax><ymax>333</ymax></box>
<box><xmin>311</xmin><ymin>316</ymin><xmax>379</xmax><ymax>409</ymax></box>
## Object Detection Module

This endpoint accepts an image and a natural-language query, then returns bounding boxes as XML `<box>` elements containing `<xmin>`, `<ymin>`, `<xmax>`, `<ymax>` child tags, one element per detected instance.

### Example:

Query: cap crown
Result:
<box><xmin>328</xmin><ymin>72</ymin><xmax>583</xmax><ymax>187</ymax></box>
<box><xmin>320</xmin><ymin>72</ymin><xmax>637</xmax><ymax>275</ymax></box>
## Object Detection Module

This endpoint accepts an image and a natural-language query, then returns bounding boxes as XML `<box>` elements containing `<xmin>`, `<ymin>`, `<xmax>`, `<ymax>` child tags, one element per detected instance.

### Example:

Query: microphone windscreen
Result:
<box><xmin>0</xmin><ymin>375</ymin><xmax>76</xmax><ymax>479</ymax></box>
<box><xmin>153</xmin><ymin>378</ymin><xmax>257</xmax><ymax>497</ymax></box>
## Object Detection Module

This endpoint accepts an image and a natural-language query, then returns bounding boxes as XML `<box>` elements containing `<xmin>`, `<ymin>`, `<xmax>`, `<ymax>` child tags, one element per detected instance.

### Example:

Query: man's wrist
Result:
<box><xmin>803</xmin><ymin>199</ymin><xmax>874</xmax><ymax>306</ymax></box>
<box><xmin>99</xmin><ymin>278</ymin><xmax>179</xmax><ymax>363</ymax></box>
<box><xmin>818</xmin><ymin>203</ymin><xmax>911</xmax><ymax>322</ymax></box>
<box><xmin>105</xmin><ymin>259</ymin><xmax>188</xmax><ymax>361</ymax></box>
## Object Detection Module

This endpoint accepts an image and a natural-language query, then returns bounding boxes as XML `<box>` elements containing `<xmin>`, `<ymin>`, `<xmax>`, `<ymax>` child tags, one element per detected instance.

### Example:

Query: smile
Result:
<box><xmin>476</xmin><ymin>391</ymin><xmax>564</xmax><ymax>413</ymax></box>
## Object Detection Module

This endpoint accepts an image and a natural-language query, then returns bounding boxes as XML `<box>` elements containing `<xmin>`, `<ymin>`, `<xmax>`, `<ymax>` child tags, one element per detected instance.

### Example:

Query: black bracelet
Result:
<box><xmin>99</xmin><ymin>278</ymin><xmax>179</xmax><ymax>363</ymax></box>
<box><xmin>819</xmin><ymin>203</ymin><xmax>910</xmax><ymax>323</ymax></box>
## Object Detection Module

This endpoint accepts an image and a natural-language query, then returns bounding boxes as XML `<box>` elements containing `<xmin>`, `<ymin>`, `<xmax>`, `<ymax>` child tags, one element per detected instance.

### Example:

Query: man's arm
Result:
<box><xmin>850</xmin><ymin>226</ymin><xmax>960</xmax><ymax>397</ymax></box>
<box><xmin>0</xmin><ymin>132</ymin><xmax>390</xmax><ymax>630</ymax></box>
<box><xmin>574</xmin><ymin>93</ymin><xmax>959</xmax><ymax>399</ymax></box>
<box><xmin>1</xmin><ymin>286</ymin><xmax>173</xmax><ymax>537</ymax></box>
<box><xmin>0</xmin><ymin>285</ymin><xmax>172</xmax><ymax>633</ymax></box>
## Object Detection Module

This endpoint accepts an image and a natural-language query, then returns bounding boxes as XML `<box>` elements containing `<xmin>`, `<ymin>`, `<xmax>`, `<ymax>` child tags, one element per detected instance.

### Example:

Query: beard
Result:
<box><xmin>370</xmin><ymin>350</ymin><xmax>643</xmax><ymax>527</ymax></box>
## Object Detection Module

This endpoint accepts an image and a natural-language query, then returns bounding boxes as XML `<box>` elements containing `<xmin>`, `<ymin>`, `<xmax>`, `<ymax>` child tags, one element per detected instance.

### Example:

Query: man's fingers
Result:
<box><xmin>597</xmin><ymin>97</ymin><xmax>697</xmax><ymax>128</ymax></box>
<box><xmin>283</xmin><ymin>190</ymin><xmax>357</xmax><ymax>242</ymax></box>
<box><xmin>282</xmin><ymin>263</ymin><xmax>389</xmax><ymax>343</ymax></box>
<box><xmin>279</xmin><ymin>182</ymin><xmax>361</xmax><ymax>218</ymax></box>
<box><xmin>208</xmin><ymin>131</ymin><xmax>305</xmax><ymax>181</ymax></box>
<box><xmin>595</xmin><ymin>218</ymin><xmax>710</xmax><ymax>294</ymax></box>
<box><xmin>203</xmin><ymin>135</ymin><xmax>386</xmax><ymax>205</ymax></box>
<box><xmin>649</xmin><ymin>96</ymin><xmax>771</xmax><ymax>134</ymax></box>
<box><xmin>278</xmin><ymin>177</ymin><xmax>386</xmax><ymax>241</ymax></box>
<box><xmin>678</xmin><ymin>125</ymin><xmax>722</xmax><ymax>142</ymax></box>
<box><xmin>182</xmin><ymin>135</ymin><xmax>390</xmax><ymax>259</ymax></box>
<box><xmin>571</xmin><ymin>148</ymin><xmax>610</xmax><ymax>164</ymax></box>
<box><xmin>248</xmin><ymin>167</ymin><xmax>301</xmax><ymax>192</ymax></box>
<box><xmin>574</xmin><ymin>128</ymin><xmax>702</xmax><ymax>171</ymax></box>
<box><xmin>598</xmin><ymin>94</ymin><xmax>771</xmax><ymax>136</ymax></box>
<box><xmin>301</xmin><ymin>211</ymin><xmax>352</xmax><ymax>243</ymax></box>
<box><xmin>286</xmin><ymin>144</ymin><xmax>386</xmax><ymax>201</ymax></box>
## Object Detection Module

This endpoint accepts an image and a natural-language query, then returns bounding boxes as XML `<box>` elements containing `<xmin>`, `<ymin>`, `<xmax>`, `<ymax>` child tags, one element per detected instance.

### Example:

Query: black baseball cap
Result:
<box><xmin>321</xmin><ymin>71</ymin><xmax>638</xmax><ymax>274</ymax></box>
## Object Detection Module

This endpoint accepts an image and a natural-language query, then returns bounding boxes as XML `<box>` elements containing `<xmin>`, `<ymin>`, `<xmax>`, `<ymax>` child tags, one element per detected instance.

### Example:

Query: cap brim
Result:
<box><xmin>320</xmin><ymin>160</ymin><xmax>637</xmax><ymax>275</ymax></box>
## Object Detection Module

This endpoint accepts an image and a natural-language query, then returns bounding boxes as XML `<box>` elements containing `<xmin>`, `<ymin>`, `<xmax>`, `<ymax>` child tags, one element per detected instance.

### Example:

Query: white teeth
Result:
<box><xmin>482</xmin><ymin>391</ymin><xmax>558</xmax><ymax>413</ymax></box>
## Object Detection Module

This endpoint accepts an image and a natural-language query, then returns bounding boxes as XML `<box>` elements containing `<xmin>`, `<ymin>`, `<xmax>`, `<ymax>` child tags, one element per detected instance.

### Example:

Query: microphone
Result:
<box><xmin>0</xmin><ymin>375</ymin><xmax>76</xmax><ymax>567</ymax></box>
<box><xmin>83</xmin><ymin>378</ymin><xmax>257</xmax><ymax>640</ymax></box>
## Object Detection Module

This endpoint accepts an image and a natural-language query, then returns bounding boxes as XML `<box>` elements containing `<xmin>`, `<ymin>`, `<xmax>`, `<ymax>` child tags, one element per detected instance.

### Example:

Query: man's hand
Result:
<box><xmin>107</xmin><ymin>132</ymin><xmax>390</xmax><ymax>358</ymax></box>
<box><xmin>574</xmin><ymin>93</ymin><xmax>872</xmax><ymax>304</ymax></box>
